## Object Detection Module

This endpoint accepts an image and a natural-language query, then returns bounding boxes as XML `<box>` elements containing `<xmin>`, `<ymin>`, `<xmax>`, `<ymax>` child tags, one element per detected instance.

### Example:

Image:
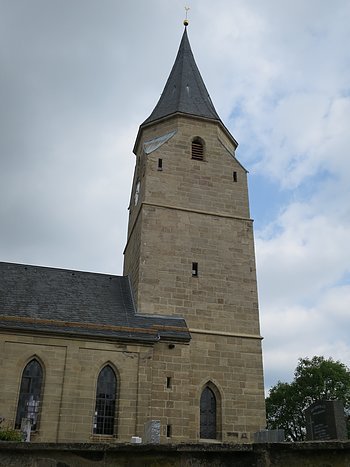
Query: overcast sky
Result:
<box><xmin>1</xmin><ymin>0</ymin><xmax>350</xmax><ymax>392</ymax></box>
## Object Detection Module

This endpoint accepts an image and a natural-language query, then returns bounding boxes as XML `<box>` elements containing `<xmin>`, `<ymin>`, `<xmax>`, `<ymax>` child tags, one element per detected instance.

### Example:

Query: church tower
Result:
<box><xmin>124</xmin><ymin>26</ymin><xmax>265</xmax><ymax>442</ymax></box>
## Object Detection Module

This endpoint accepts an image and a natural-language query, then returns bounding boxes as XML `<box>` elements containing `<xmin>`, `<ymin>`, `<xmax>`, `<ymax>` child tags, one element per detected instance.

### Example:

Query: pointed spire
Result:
<box><xmin>142</xmin><ymin>28</ymin><xmax>221</xmax><ymax>126</ymax></box>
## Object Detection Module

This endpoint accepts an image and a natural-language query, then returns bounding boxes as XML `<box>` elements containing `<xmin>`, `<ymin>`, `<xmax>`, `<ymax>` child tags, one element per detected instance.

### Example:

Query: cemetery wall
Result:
<box><xmin>2</xmin><ymin>441</ymin><xmax>350</xmax><ymax>467</ymax></box>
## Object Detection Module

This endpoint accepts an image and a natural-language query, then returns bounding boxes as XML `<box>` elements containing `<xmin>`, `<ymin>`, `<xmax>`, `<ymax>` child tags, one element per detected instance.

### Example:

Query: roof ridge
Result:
<box><xmin>0</xmin><ymin>260</ymin><xmax>118</xmax><ymax>278</ymax></box>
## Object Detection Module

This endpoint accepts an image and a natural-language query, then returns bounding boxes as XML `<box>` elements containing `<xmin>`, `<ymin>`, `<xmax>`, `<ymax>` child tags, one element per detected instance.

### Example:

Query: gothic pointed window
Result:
<box><xmin>192</xmin><ymin>137</ymin><xmax>204</xmax><ymax>160</ymax></box>
<box><xmin>200</xmin><ymin>385</ymin><xmax>217</xmax><ymax>439</ymax></box>
<box><xmin>93</xmin><ymin>365</ymin><xmax>117</xmax><ymax>435</ymax></box>
<box><xmin>15</xmin><ymin>359</ymin><xmax>43</xmax><ymax>431</ymax></box>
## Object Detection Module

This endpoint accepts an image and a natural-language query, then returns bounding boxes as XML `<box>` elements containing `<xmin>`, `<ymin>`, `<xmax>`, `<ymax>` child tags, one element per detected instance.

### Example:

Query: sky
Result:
<box><xmin>1</xmin><ymin>0</ymin><xmax>350</xmax><ymax>392</ymax></box>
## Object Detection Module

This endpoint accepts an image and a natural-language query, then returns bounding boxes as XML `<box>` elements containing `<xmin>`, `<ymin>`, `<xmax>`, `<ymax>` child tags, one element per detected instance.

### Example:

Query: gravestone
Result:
<box><xmin>254</xmin><ymin>429</ymin><xmax>285</xmax><ymax>442</ymax></box>
<box><xmin>144</xmin><ymin>420</ymin><xmax>161</xmax><ymax>444</ymax></box>
<box><xmin>130</xmin><ymin>436</ymin><xmax>142</xmax><ymax>444</ymax></box>
<box><xmin>305</xmin><ymin>400</ymin><xmax>348</xmax><ymax>440</ymax></box>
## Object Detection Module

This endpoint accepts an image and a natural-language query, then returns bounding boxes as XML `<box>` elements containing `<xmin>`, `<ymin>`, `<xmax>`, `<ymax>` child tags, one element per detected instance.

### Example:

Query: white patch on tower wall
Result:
<box><xmin>143</xmin><ymin>130</ymin><xmax>177</xmax><ymax>155</ymax></box>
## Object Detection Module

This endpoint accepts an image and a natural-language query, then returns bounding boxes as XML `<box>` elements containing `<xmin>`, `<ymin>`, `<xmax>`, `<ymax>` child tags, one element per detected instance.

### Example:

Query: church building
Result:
<box><xmin>0</xmin><ymin>25</ymin><xmax>266</xmax><ymax>443</ymax></box>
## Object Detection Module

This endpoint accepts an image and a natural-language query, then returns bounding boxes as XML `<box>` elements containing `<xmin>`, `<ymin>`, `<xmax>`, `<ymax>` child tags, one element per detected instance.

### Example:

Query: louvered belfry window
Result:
<box><xmin>191</xmin><ymin>138</ymin><xmax>204</xmax><ymax>160</ymax></box>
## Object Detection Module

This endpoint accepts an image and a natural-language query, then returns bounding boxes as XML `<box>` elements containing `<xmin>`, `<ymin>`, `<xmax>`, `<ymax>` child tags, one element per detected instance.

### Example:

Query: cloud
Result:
<box><xmin>262</xmin><ymin>284</ymin><xmax>350</xmax><ymax>389</ymax></box>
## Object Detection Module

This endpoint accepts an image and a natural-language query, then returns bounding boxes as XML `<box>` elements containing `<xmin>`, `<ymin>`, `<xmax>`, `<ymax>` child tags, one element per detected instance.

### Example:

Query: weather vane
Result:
<box><xmin>184</xmin><ymin>6</ymin><xmax>190</xmax><ymax>27</ymax></box>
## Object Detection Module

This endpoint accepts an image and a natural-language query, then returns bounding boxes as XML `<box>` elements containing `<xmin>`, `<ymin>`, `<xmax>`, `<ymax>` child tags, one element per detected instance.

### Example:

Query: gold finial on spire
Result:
<box><xmin>183</xmin><ymin>6</ymin><xmax>190</xmax><ymax>27</ymax></box>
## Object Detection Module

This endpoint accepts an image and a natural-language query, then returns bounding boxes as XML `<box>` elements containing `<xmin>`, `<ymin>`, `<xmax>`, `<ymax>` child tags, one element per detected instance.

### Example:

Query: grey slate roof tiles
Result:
<box><xmin>142</xmin><ymin>27</ymin><xmax>221</xmax><ymax>126</ymax></box>
<box><xmin>0</xmin><ymin>262</ymin><xmax>190</xmax><ymax>343</ymax></box>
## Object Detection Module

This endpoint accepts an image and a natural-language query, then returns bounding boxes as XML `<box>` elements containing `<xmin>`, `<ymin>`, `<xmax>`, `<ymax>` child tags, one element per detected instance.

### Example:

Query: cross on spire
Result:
<box><xmin>184</xmin><ymin>6</ymin><xmax>190</xmax><ymax>26</ymax></box>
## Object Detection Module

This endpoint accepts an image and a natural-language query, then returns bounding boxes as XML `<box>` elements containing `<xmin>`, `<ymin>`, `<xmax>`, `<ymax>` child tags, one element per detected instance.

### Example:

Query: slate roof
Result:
<box><xmin>0</xmin><ymin>262</ymin><xmax>190</xmax><ymax>343</ymax></box>
<box><xmin>142</xmin><ymin>27</ymin><xmax>221</xmax><ymax>126</ymax></box>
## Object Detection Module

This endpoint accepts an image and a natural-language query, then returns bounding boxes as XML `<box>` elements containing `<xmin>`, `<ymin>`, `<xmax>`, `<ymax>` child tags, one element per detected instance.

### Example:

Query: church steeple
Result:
<box><xmin>124</xmin><ymin>23</ymin><xmax>265</xmax><ymax>442</ymax></box>
<box><xmin>142</xmin><ymin>27</ymin><xmax>221</xmax><ymax>126</ymax></box>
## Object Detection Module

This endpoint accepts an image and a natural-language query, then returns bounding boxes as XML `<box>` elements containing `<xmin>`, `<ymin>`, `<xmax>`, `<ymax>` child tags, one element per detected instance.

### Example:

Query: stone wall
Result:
<box><xmin>125</xmin><ymin>114</ymin><xmax>256</xmax><ymax>325</ymax></box>
<box><xmin>0</xmin><ymin>331</ymin><xmax>153</xmax><ymax>443</ymax></box>
<box><xmin>2</xmin><ymin>442</ymin><xmax>350</xmax><ymax>467</ymax></box>
<box><xmin>0</xmin><ymin>328</ymin><xmax>265</xmax><ymax>443</ymax></box>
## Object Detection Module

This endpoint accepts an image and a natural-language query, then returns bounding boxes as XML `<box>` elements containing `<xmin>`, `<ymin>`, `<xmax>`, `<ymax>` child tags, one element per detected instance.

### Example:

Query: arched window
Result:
<box><xmin>15</xmin><ymin>359</ymin><xmax>43</xmax><ymax>431</ymax></box>
<box><xmin>200</xmin><ymin>385</ymin><xmax>217</xmax><ymax>439</ymax></box>
<box><xmin>192</xmin><ymin>137</ymin><xmax>204</xmax><ymax>160</ymax></box>
<box><xmin>93</xmin><ymin>365</ymin><xmax>117</xmax><ymax>435</ymax></box>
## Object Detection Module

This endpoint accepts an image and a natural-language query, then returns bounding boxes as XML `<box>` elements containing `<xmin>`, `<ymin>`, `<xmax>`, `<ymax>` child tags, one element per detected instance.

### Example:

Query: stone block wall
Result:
<box><xmin>147</xmin><ymin>335</ymin><xmax>265</xmax><ymax>443</ymax></box>
<box><xmin>137</xmin><ymin>115</ymin><xmax>249</xmax><ymax>220</ymax></box>
<box><xmin>124</xmin><ymin>114</ymin><xmax>254</xmax><ymax>316</ymax></box>
<box><xmin>2</xmin><ymin>442</ymin><xmax>350</xmax><ymax>467</ymax></box>
<box><xmin>135</xmin><ymin>205</ymin><xmax>260</xmax><ymax>333</ymax></box>
<box><xmin>0</xmin><ymin>329</ymin><xmax>265</xmax><ymax>444</ymax></box>
<box><xmin>0</xmin><ymin>331</ymin><xmax>152</xmax><ymax>443</ymax></box>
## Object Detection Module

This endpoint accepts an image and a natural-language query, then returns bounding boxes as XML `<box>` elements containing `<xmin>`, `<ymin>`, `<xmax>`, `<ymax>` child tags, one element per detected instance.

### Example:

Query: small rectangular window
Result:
<box><xmin>158</xmin><ymin>158</ymin><xmax>163</xmax><ymax>170</ymax></box>
<box><xmin>192</xmin><ymin>262</ymin><xmax>198</xmax><ymax>277</ymax></box>
<box><xmin>166</xmin><ymin>377</ymin><xmax>172</xmax><ymax>389</ymax></box>
<box><xmin>166</xmin><ymin>425</ymin><xmax>172</xmax><ymax>438</ymax></box>
<box><xmin>233</xmin><ymin>171</ymin><xmax>237</xmax><ymax>182</ymax></box>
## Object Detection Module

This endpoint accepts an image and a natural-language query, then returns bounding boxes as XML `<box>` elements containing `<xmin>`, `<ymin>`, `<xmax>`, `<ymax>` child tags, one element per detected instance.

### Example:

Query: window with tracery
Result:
<box><xmin>15</xmin><ymin>359</ymin><xmax>43</xmax><ymax>431</ymax></box>
<box><xmin>93</xmin><ymin>365</ymin><xmax>117</xmax><ymax>435</ymax></box>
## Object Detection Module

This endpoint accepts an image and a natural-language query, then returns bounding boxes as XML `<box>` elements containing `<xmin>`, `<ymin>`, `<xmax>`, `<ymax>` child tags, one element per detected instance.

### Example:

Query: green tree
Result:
<box><xmin>266</xmin><ymin>356</ymin><xmax>350</xmax><ymax>441</ymax></box>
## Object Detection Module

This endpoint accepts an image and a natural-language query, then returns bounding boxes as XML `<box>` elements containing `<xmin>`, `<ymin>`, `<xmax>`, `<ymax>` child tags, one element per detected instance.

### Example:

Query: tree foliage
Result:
<box><xmin>266</xmin><ymin>356</ymin><xmax>350</xmax><ymax>441</ymax></box>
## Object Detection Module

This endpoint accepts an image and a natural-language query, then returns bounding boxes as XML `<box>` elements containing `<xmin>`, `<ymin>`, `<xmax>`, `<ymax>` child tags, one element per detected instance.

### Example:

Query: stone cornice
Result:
<box><xmin>189</xmin><ymin>328</ymin><xmax>263</xmax><ymax>340</ymax></box>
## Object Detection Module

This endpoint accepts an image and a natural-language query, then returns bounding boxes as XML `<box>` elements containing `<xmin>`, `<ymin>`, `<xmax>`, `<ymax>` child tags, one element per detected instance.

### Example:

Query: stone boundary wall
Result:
<box><xmin>1</xmin><ymin>442</ymin><xmax>350</xmax><ymax>466</ymax></box>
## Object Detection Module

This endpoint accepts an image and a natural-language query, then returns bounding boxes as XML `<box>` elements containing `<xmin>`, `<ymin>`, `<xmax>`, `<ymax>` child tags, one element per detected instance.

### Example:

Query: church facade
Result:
<box><xmin>0</xmin><ymin>27</ymin><xmax>266</xmax><ymax>443</ymax></box>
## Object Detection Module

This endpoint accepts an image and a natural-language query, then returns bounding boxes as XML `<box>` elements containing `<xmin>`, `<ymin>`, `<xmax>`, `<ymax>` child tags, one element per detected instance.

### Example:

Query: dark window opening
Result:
<box><xmin>192</xmin><ymin>138</ymin><xmax>204</xmax><ymax>160</ymax></box>
<box><xmin>15</xmin><ymin>359</ymin><xmax>43</xmax><ymax>431</ymax></box>
<box><xmin>158</xmin><ymin>158</ymin><xmax>163</xmax><ymax>170</ymax></box>
<box><xmin>166</xmin><ymin>377</ymin><xmax>172</xmax><ymax>389</ymax></box>
<box><xmin>233</xmin><ymin>171</ymin><xmax>237</xmax><ymax>182</ymax></box>
<box><xmin>200</xmin><ymin>386</ymin><xmax>217</xmax><ymax>439</ymax></box>
<box><xmin>192</xmin><ymin>262</ymin><xmax>198</xmax><ymax>277</ymax></box>
<box><xmin>166</xmin><ymin>424</ymin><xmax>172</xmax><ymax>437</ymax></box>
<box><xmin>93</xmin><ymin>365</ymin><xmax>117</xmax><ymax>435</ymax></box>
